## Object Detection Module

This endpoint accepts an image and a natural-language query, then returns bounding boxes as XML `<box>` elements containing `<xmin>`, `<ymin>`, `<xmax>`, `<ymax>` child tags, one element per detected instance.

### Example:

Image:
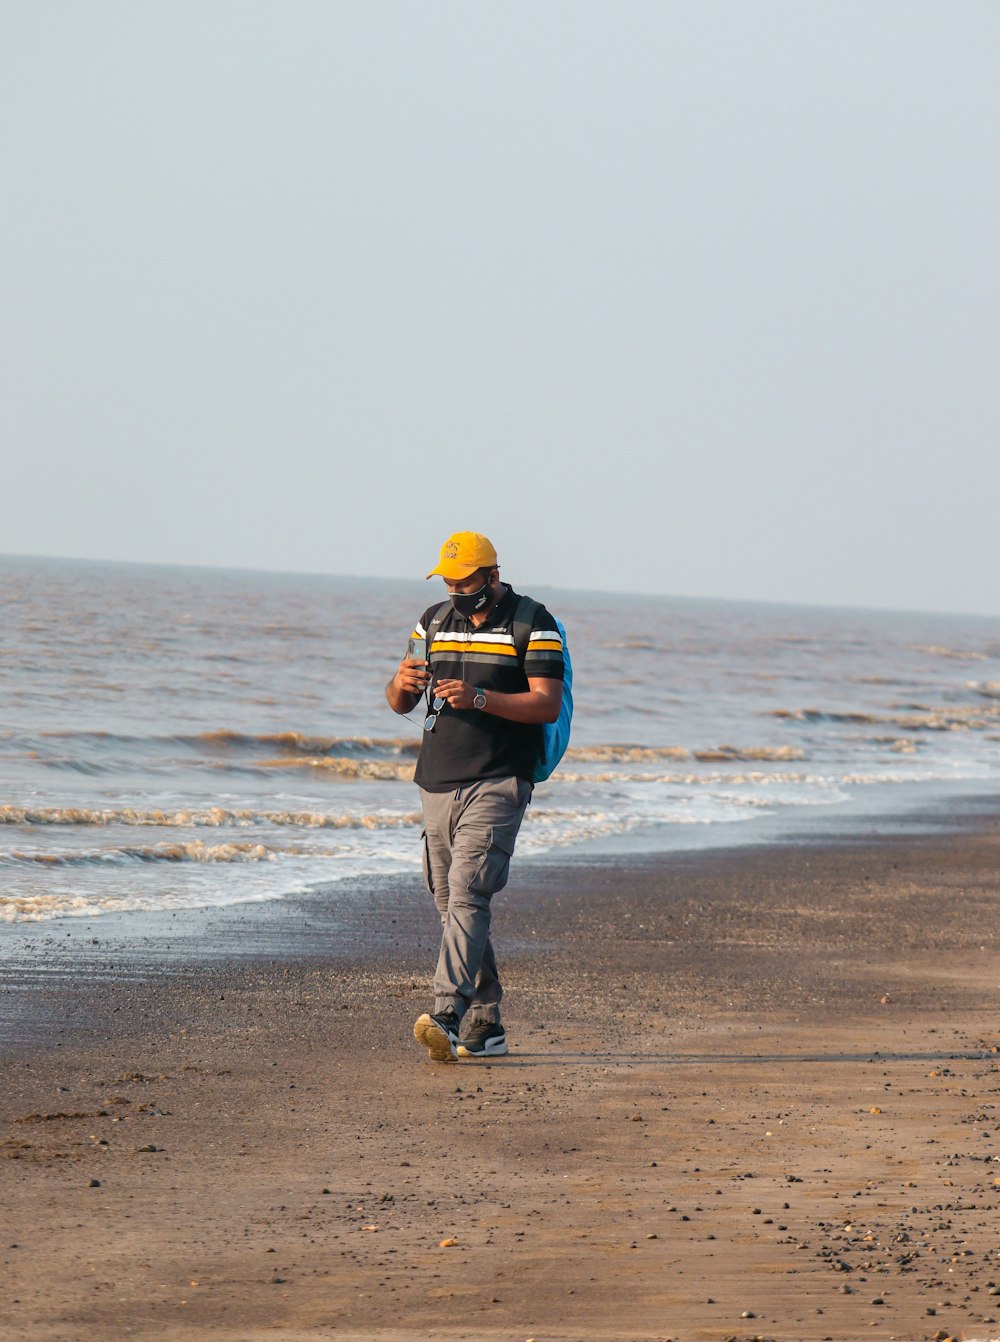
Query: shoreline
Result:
<box><xmin>4</xmin><ymin>785</ymin><xmax>1000</xmax><ymax>1007</ymax></box>
<box><xmin>3</xmin><ymin>800</ymin><xmax>1000</xmax><ymax>1340</ymax></box>
<box><xmin>5</xmin><ymin>772</ymin><xmax>999</xmax><ymax>946</ymax></box>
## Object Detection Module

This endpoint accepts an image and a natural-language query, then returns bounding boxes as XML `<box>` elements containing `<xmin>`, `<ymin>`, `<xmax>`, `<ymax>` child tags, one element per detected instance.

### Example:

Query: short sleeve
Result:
<box><xmin>523</xmin><ymin>605</ymin><xmax>565</xmax><ymax>680</ymax></box>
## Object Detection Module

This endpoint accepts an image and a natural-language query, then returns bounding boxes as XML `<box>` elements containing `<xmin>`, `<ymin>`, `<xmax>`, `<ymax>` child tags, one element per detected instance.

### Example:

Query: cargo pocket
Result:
<box><xmin>468</xmin><ymin>828</ymin><xmax>515</xmax><ymax>898</ymax></box>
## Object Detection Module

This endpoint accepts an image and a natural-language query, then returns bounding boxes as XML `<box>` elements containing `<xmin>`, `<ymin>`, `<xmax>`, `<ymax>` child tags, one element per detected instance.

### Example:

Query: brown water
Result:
<box><xmin>3</xmin><ymin>554</ymin><xmax>1000</xmax><ymax>924</ymax></box>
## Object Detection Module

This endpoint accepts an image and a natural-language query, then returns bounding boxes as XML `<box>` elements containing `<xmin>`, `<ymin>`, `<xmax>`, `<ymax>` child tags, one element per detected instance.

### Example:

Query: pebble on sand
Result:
<box><xmin>439</xmin><ymin>1237</ymin><xmax>459</xmax><ymax>1247</ymax></box>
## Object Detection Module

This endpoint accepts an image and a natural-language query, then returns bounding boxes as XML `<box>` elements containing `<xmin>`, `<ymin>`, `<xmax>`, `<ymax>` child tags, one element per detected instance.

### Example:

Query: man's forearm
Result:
<box><xmin>385</xmin><ymin>677</ymin><xmax>420</xmax><ymax>715</ymax></box>
<box><xmin>481</xmin><ymin>686</ymin><xmax>561</xmax><ymax>725</ymax></box>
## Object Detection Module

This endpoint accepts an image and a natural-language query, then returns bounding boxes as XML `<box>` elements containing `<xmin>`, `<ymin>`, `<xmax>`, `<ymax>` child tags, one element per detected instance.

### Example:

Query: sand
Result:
<box><xmin>3</xmin><ymin>808</ymin><xmax>1000</xmax><ymax>1342</ymax></box>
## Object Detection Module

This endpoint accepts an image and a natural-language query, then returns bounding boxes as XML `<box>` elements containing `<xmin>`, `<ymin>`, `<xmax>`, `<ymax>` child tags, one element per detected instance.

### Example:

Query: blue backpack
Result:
<box><xmin>424</xmin><ymin>595</ymin><xmax>573</xmax><ymax>783</ymax></box>
<box><xmin>511</xmin><ymin>596</ymin><xmax>573</xmax><ymax>783</ymax></box>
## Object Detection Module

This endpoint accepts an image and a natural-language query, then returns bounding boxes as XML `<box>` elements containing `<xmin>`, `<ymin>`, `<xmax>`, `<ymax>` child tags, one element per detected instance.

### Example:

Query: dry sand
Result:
<box><xmin>3</xmin><ymin>810</ymin><xmax>1000</xmax><ymax>1342</ymax></box>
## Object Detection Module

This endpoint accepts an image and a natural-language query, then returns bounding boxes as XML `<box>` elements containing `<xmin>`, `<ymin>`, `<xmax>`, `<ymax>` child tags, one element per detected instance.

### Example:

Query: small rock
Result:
<box><xmin>646</xmin><ymin>1233</ymin><xmax>658</xmax><ymax>1239</ymax></box>
<box><xmin>439</xmin><ymin>1237</ymin><xmax>459</xmax><ymax>1248</ymax></box>
<box><xmin>742</xmin><ymin>1310</ymin><xmax>756</xmax><ymax>1319</ymax></box>
<box><xmin>88</xmin><ymin>1178</ymin><xmax>101</xmax><ymax>1188</ymax></box>
<box><xmin>137</xmin><ymin>1144</ymin><xmax>159</xmax><ymax>1153</ymax></box>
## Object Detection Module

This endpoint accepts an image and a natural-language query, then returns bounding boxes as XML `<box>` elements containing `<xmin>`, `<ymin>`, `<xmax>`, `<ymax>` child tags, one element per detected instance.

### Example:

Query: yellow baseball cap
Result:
<box><xmin>426</xmin><ymin>531</ymin><xmax>498</xmax><ymax>580</ymax></box>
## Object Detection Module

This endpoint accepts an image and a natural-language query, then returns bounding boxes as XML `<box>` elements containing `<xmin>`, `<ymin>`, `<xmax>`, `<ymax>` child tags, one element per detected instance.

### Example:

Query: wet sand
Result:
<box><xmin>3</xmin><ymin>810</ymin><xmax>1000</xmax><ymax>1342</ymax></box>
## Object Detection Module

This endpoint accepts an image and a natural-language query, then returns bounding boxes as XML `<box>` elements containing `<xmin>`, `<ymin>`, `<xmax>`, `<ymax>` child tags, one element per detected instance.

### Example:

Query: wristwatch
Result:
<box><xmin>472</xmin><ymin>686</ymin><xmax>487</xmax><ymax>710</ymax></box>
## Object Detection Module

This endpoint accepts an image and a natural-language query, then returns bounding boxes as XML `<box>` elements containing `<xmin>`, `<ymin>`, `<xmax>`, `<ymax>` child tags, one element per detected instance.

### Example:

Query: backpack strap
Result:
<box><xmin>511</xmin><ymin>595</ymin><xmax>542</xmax><ymax>669</ymax></box>
<box><xmin>423</xmin><ymin>601</ymin><xmax>451</xmax><ymax>657</ymax></box>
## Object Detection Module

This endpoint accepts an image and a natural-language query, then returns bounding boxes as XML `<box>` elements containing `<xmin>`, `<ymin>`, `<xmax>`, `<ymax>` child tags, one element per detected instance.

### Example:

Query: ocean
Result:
<box><xmin>3</xmin><ymin>554</ymin><xmax>1000</xmax><ymax>927</ymax></box>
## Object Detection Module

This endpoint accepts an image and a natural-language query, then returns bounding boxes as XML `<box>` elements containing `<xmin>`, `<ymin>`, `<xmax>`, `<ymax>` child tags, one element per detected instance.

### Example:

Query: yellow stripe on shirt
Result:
<box><xmin>432</xmin><ymin>639</ymin><xmax>518</xmax><ymax>657</ymax></box>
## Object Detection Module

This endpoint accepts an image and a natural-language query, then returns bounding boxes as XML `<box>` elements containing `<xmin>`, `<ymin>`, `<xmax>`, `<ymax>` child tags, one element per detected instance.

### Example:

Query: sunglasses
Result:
<box><xmin>423</xmin><ymin>695</ymin><xmax>447</xmax><ymax>732</ymax></box>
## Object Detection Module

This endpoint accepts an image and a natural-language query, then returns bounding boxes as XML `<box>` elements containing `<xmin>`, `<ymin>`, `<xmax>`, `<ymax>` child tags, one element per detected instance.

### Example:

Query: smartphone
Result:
<box><xmin>407</xmin><ymin>635</ymin><xmax>427</xmax><ymax>663</ymax></box>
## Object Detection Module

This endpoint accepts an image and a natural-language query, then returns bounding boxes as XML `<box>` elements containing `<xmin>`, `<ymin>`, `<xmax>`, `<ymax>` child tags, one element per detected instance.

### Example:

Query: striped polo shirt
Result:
<box><xmin>411</xmin><ymin>585</ymin><xmax>565</xmax><ymax>791</ymax></box>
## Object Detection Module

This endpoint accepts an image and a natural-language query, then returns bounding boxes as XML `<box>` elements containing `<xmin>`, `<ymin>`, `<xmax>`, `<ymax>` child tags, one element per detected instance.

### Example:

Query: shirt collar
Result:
<box><xmin>486</xmin><ymin>584</ymin><xmax>516</xmax><ymax>627</ymax></box>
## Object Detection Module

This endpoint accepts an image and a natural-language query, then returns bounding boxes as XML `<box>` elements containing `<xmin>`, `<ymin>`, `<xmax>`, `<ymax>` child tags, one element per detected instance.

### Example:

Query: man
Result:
<box><xmin>386</xmin><ymin>531</ymin><xmax>565</xmax><ymax>1061</ymax></box>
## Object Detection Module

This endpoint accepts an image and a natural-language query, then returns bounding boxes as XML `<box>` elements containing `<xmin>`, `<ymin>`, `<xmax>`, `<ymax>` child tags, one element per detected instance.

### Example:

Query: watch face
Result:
<box><xmin>473</xmin><ymin>691</ymin><xmax>486</xmax><ymax>708</ymax></box>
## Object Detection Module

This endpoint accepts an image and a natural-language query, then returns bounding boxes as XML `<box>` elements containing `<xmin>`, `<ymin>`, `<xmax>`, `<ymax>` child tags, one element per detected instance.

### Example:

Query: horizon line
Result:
<box><xmin>1</xmin><ymin>548</ymin><xmax>997</xmax><ymax>625</ymax></box>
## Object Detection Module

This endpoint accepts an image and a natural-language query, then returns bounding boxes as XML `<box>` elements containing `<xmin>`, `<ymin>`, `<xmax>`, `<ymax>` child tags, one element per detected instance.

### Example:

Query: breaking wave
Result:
<box><xmin>552</xmin><ymin>768</ymin><xmax>919</xmax><ymax>786</ymax></box>
<box><xmin>770</xmin><ymin>704</ymin><xmax>1000</xmax><ymax>731</ymax></box>
<box><xmin>556</xmin><ymin>744</ymin><xmax>806</xmax><ymax>763</ymax></box>
<box><xmin>0</xmin><ymin>805</ymin><xmax>421</xmax><ymax>829</ymax></box>
<box><xmin>1</xmin><ymin>841</ymin><xmax>300</xmax><ymax>866</ymax></box>
<box><xmin>542</xmin><ymin>746</ymin><xmax>805</xmax><ymax>767</ymax></box>
<box><xmin>255</xmin><ymin>756</ymin><xmax>416</xmax><ymax>779</ymax></box>
<box><xmin>564</xmin><ymin>744</ymin><xmax>691</xmax><ymax>762</ymax></box>
<box><xmin>20</xmin><ymin>729</ymin><xmax>422</xmax><ymax>757</ymax></box>
<box><xmin>190</xmin><ymin>730</ymin><xmax>421</xmax><ymax>757</ymax></box>
<box><xmin>913</xmin><ymin>645</ymin><xmax>988</xmax><ymax>661</ymax></box>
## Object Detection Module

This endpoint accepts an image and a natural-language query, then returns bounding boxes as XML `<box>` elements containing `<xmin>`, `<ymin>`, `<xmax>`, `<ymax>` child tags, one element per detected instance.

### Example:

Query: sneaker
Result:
<box><xmin>413</xmin><ymin>1010</ymin><xmax>460</xmax><ymax>1062</ymax></box>
<box><xmin>456</xmin><ymin>1021</ymin><xmax>508</xmax><ymax>1058</ymax></box>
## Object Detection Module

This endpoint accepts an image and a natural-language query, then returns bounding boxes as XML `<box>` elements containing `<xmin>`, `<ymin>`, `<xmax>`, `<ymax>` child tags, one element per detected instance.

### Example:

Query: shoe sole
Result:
<box><xmin>413</xmin><ymin>1013</ymin><xmax>457</xmax><ymax>1062</ymax></box>
<box><xmin>456</xmin><ymin>1039</ymin><xmax>509</xmax><ymax>1058</ymax></box>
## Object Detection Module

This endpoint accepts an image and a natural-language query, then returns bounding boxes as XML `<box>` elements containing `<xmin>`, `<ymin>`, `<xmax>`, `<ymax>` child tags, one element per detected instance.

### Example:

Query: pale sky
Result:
<box><xmin>2</xmin><ymin>1</ymin><xmax>999</xmax><ymax>615</ymax></box>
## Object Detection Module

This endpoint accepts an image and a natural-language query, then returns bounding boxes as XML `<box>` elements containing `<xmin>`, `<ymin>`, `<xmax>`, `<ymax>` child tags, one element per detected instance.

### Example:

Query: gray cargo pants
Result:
<box><xmin>419</xmin><ymin>776</ymin><xmax>532</xmax><ymax>1026</ymax></box>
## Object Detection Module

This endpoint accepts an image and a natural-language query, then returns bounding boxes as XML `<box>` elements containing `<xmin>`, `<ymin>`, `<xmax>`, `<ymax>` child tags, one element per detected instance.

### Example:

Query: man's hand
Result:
<box><xmin>433</xmin><ymin>678</ymin><xmax>476</xmax><ymax>710</ymax></box>
<box><xmin>385</xmin><ymin>657</ymin><xmax>430</xmax><ymax>714</ymax></box>
<box><xmin>395</xmin><ymin>656</ymin><xmax>431</xmax><ymax>695</ymax></box>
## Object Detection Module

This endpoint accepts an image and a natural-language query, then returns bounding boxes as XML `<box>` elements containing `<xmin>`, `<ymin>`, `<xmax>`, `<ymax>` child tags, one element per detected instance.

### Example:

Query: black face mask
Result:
<box><xmin>450</xmin><ymin>579</ymin><xmax>492</xmax><ymax>617</ymax></box>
